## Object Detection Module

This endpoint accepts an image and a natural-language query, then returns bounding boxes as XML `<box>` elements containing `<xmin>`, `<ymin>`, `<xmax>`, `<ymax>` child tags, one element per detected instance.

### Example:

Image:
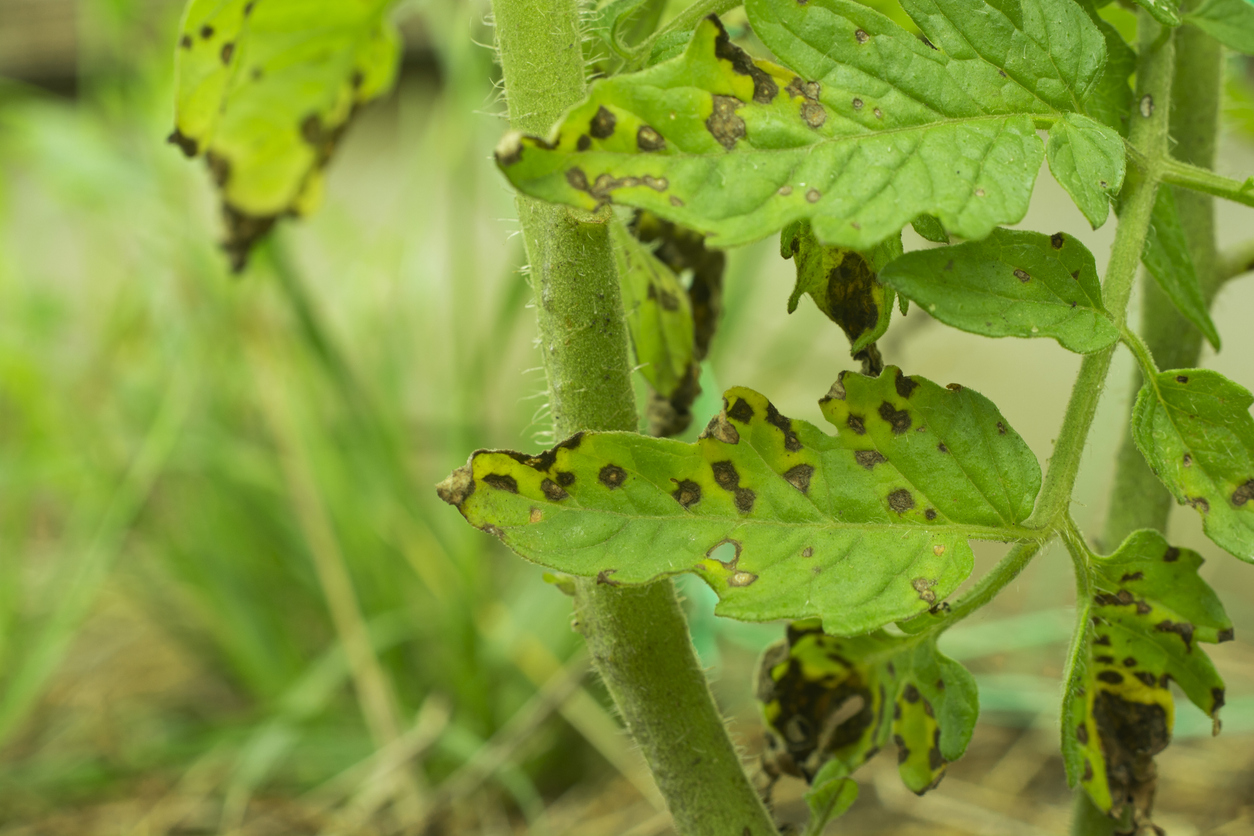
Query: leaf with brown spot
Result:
<box><xmin>170</xmin><ymin>0</ymin><xmax>401</xmax><ymax>271</ymax></box>
<box><xmin>1132</xmin><ymin>369</ymin><xmax>1254</xmax><ymax>561</ymax></box>
<box><xmin>437</xmin><ymin>368</ymin><xmax>1040</xmax><ymax>632</ymax></box>
<box><xmin>1062</xmin><ymin>530</ymin><xmax>1231</xmax><ymax>823</ymax></box>
<box><xmin>757</xmin><ymin>621</ymin><xmax>978</xmax><ymax>813</ymax></box>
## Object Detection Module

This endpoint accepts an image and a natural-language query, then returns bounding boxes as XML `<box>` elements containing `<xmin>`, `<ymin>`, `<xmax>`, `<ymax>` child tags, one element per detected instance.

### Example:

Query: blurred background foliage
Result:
<box><xmin>2</xmin><ymin>1</ymin><xmax>1254</xmax><ymax>834</ymax></box>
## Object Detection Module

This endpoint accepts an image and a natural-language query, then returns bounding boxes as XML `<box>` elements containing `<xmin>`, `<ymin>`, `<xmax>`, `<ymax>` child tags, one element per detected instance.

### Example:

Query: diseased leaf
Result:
<box><xmin>878</xmin><ymin>229</ymin><xmax>1120</xmax><ymax>353</ymax></box>
<box><xmin>1062</xmin><ymin>531</ymin><xmax>1231</xmax><ymax>823</ymax></box>
<box><xmin>757</xmin><ymin>620</ymin><xmax>978</xmax><ymax>806</ymax></box>
<box><xmin>781</xmin><ymin>221</ymin><xmax>900</xmax><ymax>372</ymax></box>
<box><xmin>1131</xmin><ymin>370</ymin><xmax>1254</xmax><ymax>561</ymax></box>
<box><xmin>802</xmin><ymin>760</ymin><xmax>858</xmax><ymax>836</ymax></box>
<box><xmin>1142</xmin><ymin>187</ymin><xmax>1222</xmax><ymax>350</ymax></box>
<box><xmin>496</xmin><ymin>0</ymin><xmax>1124</xmax><ymax>251</ymax></box>
<box><xmin>611</xmin><ymin>220</ymin><xmax>700</xmax><ymax>436</ymax></box>
<box><xmin>588</xmin><ymin>0</ymin><xmax>667</xmax><ymax>59</ymax></box>
<box><xmin>1128</xmin><ymin>0</ymin><xmax>1184</xmax><ymax>26</ymax></box>
<box><xmin>1187</xmin><ymin>0</ymin><xmax>1254</xmax><ymax>54</ymax></box>
<box><xmin>437</xmin><ymin>368</ymin><xmax>1042</xmax><ymax>633</ymax></box>
<box><xmin>1046</xmin><ymin>113</ymin><xmax>1126</xmax><ymax>228</ymax></box>
<box><xmin>170</xmin><ymin>0</ymin><xmax>401</xmax><ymax>270</ymax></box>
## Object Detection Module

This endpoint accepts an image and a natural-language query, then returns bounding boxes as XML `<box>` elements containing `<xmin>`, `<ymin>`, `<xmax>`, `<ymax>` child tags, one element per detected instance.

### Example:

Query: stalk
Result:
<box><xmin>489</xmin><ymin>1</ymin><xmax>777</xmax><ymax>832</ymax></box>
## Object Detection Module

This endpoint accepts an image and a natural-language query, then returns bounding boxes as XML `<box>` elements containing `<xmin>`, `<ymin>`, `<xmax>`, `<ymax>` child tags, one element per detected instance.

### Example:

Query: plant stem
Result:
<box><xmin>1027</xmin><ymin>10</ymin><xmax>1175</xmax><ymax>530</ymax></box>
<box><xmin>1160</xmin><ymin>160</ymin><xmax>1254</xmax><ymax>207</ymax></box>
<box><xmin>490</xmin><ymin>1</ymin><xmax>777</xmax><ymax>833</ymax></box>
<box><xmin>1104</xmin><ymin>11</ymin><xmax>1225</xmax><ymax>547</ymax></box>
<box><xmin>933</xmin><ymin>541</ymin><xmax>1042</xmax><ymax>630</ymax></box>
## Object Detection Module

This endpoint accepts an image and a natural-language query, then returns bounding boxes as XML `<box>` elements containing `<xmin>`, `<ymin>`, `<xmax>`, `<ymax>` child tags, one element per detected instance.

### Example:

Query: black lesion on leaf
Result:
<box><xmin>167</xmin><ymin>128</ymin><xmax>198</xmax><ymax>158</ymax></box>
<box><xmin>646</xmin><ymin>282</ymin><xmax>681</xmax><ymax>311</ymax></box>
<box><xmin>735</xmin><ymin>488</ymin><xmax>756</xmax><ymax>513</ymax></box>
<box><xmin>1232</xmin><ymin>479</ymin><xmax>1254</xmax><ymax>507</ymax></box>
<box><xmin>1135</xmin><ymin>672</ymin><xmax>1157</xmax><ymax>687</ymax></box>
<box><xmin>540</xmin><ymin>479</ymin><xmax>568</xmax><ymax>501</ymax></box>
<box><xmin>200</xmin><ymin>24</ymin><xmax>214</xmax><ymax>39</ymax></box>
<box><xmin>576</xmin><ymin>134</ymin><xmax>591</xmax><ymax>151</ymax></box>
<box><xmin>599</xmin><ymin>464</ymin><xmax>628</xmax><ymax>488</ymax></box>
<box><xmin>1051</xmin><ymin>232</ymin><xmax>1066</xmax><ymax>249</ymax></box>
<box><xmin>1097</xmin><ymin>670</ymin><xmax>1124</xmax><ymax>684</ymax></box>
<box><xmin>894</xmin><ymin>734</ymin><xmax>910</xmax><ymax>764</ymax></box>
<box><xmin>637</xmin><ymin>125</ymin><xmax>666</xmax><ymax>151</ymax></box>
<box><xmin>855</xmin><ymin>450</ymin><xmax>887</xmax><ymax>470</ymax></box>
<box><xmin>894</xmin><ymin>370</ymin><xmax>918</xmax><ymax>399</ymax></box>
<box><xmin>903</xmin><ymin>684</ymin><xmax>920</xmax><ymax>703</ymax></box>
<box><xmin>221</xmin><ymin>42</ymin><xmax>235</xmax><ymax>64</ymax></box>
<box><xmin>1076</xmin><ymin>723</ymin><xmax>1089</xmax><ymax>744</ymax></box>
<box><xmin>928</xmin><ymin>744</ymin><xmax>945</xmax><ymax>772</ymax></box>
<box><xmin>701</xmin><ymin>413</ymin><xmax>741</xmax><ymax>444</ymax></box>
<box><xmin>1091</xmin><ymin>691</ymin><xmax>1170</xmax><ymax>823</ymax></box>
<box><xmin>597</xmin><ymin>569</ymin><xmax>621</xmax><ymax>586</ymax></box>
<box><xmin>911</xmin><ymin>577</ymin><xmax>936</xmax><ymax>603</ymax></box>
<box><xmin>1120</xmin><ymin>571</ymin><xmax>1144</xmax><ymax>582</ymax></box>
<box><xmin>1218</xmin><ymin>627</ymin><xmax>1235</xmax><ymax>643</ymax></box>
<box><xmin>925</xmin><ymin>508</ymin><xmax>937</xmax><ymax>520</ymax></box>
<box><xmin>1188</xmin><ymin>496</ymin><xmax>1211</xmax><ymax>514</ymax></box>
<box><xmin>996</xmin><ymin>422</ymin><xmax>1007</xmax><ymax>436</ymax></box>
<box><xmin>784</xmin><ymin>464</ymin><xmax>814</xmax><ymax>493</ymax></box>
<box><xmin>709</xmin><ymin>15</ymin><xmax>778</xmax><ymax>104</ymax></box>
<box><xmin>1013</xmin><ymin>269</ymin><xmax>1031</xmax><ymax>283</ymax></box>
<box><xmin>1212</xmin><ymin>687</ymin><xmax>1226</xmax><ymax>712</ymax></box>
<box><xmin>483</xmin><ymin>473</ymin><xmax>519</xmax><ymax>493</ymax></box>
<box><xmin>1155</xmin><ymin>620</ymin><xmax>1195</xmax><ymax>651</ymax></box>
<box><xmin>706</xmin><ymin>95</ymin><xmax>746</xmax><ymax>149</ymax></box>
<box><xmin>765</xmin><ymin>401</ymin><xmax>803</xmax><ymax>451</ymax></box>
<box><xmin>1163</xmin><ymin>546</ymin><xmax>1180</xmax><ymax>562</ymax></box>
<box><xmin>878</xmin><ymin>402</ymin><xmax>912</xmax><ymax>434</ymax></box>
<box><xmin>180</xmin><ymin>34</ymin><xmax>193</xmax><ymax>49</ymax></box>
<box><xmin>589</xmin><ymin>106</ymin><xmax>616</xmax><ymax>139</ymax></box>
<box><xmin>727</xmin><ymin>397</ymin><xmax>755</xmax><ymax>423</ymax></box>
<box><xmin>672</xmin><ymin>479</ymin><xmax>702</xmax><ymax>508</ymax></box>
<box><xmin>1176</xmin><ymin>375</ymin><xmax>1189</xmax><ymax>383</ymax></box>
<box><xmin>846</xmin><ymin>414</ymin><xmax>867</xmax><ymax>435</ymax></box>
<box><xmin>1094</xmin><ymin>634</ymin><xmax>1111</xmax><ymax>646</ymax></box>
<box><xmin>712</xmin><ymin>460</ymin><xmax>741</xmax><ymax>490</ymax></box>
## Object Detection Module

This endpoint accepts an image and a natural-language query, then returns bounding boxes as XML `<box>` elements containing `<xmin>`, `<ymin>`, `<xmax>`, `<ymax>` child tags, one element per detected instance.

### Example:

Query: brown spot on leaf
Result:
<box><xmin>167</xmin><ymin>128</ymin><xmax>198</xmax><ymax>158</ymax></box>
<box><xmin>669</xmin><ymin>195</ymin><xmax>684</xmax><ymax>207</ymax></box>
<box><xmin>1212</xmin><ymin>687</ymin><xmax>1226</xmax><ymax>711</ymax></box>
<box><xmin>765</xmin><ymin>401</ymin><xmax>803</xmax><ymax>451</ymax></box>
<box><xmin>1097</xmin><ymin>670</ymin><xmax>1124</xmax><ymax>684</ymax></box>
<box><xmin>599</xmin><ymin>464</ymin><xmax>627</xmax><ymax>488</ymax></box>
<box><xmin>1094</xmin><ymin>634</ymin><xmax>1111</xmax><ymax>646</ymax></box>
<box><xmin>801</xmin><ymin>102</ymin><xmax>827</xmax><ymax>128</ymax></box>
<box><xmin>221</xmin><ymin>42</ymin><xmax>235</xmax><ymax>64</ymax></box>
<box><xmin>590</xmin><ymin>106</ymin><xmax>616</xmax><ymax>139</ymax></box>
<box><xmin>637</xmin><ymin>125</ymin><xmax>665</xmax><ymax>151</ymax></box>
<box><xmin>1123</xmin><ymin>657</ymin><xmax>1138</xmax><ymax>667</ymax></box>
<box><xmin>1082</xmin><ymin>759</ymin><xmax>1093</xmax><ymax>782</ymax></box>
<box><xmin>1077</xmin><ymin>723</ymin><xmax>1089</xmax><ymax>744</ymax></box>
<box><xmin>852</xmin><ymin>97</ymin><xmax>864</xmax><ymax>109</ymax></box>
<box><xmin>1176</xmin><ymin>375</ymin><xmax>1189</xmax><ymax>383</ymax></box>
<box><xmin>1155</xmin><ymin>620</ymin><xmax>1195</xmax><ymax>650</ymax></box>
<box><xmin>873</xmin><ymin>108</ymin><xmax>883</xmax><ymax>119</ymax></box>
<box><xmin>701</xmin><ymin>413</ymin><xmax>740</xmax><ymax>445</ymax></box>
<box><xmin>846</xmin><ymin>414</ymin><xmax>866</xmax><ymax>435</ymax></box>
<box><xmin>597</xmin><ymin>569</ymin><xmax>621</xmax><ymax>586</ymax></box>
<box><xmin>778</xmin><ymin>185</ymin><xmax>793</xmax><ymax>195</ymax></box>
<box><xmin>712</xmin><ymin>460</ymin><xmax>740</xmax><ymax>490</ymax></box>
<box><xmin>925</xmin><ymin>508</ymin><xmax>937</xmax><ymax>520</ymax></box>
<box><xmin>1135</xmin><ymin>672</ymin><xmax>1157</xmax><ymax>687</ymax></box>
<box><xmin>1095</xmin><ymin>655</ymin><xmax>1115</xmax><ymax>664</ymax></box>
<box><xmin>180</xmin><ymin>34</ymin><xmax>192</xmax><ymax>48</ymax></box>
<box><xmin>1183</xmin><ymin>453</ymin><xmax>1193</xmax><ymax>467</ymax></box>
<box><xmin>1218</xmin><ymin>627</ymin><xmax>1235</xmax><ymax>642</ymax></box>
<box><xmin>734</xmin><ymin>488</ymin><xmax>756</xmax><ymax>513</ymax></box>
<box><xmin>200</xmin><ymin>24</ymin><xmax>214</xmax><ymax>39</ymax></box>
<box><xmin>1051</xmin><ymin>232</ymin><xmax>1066</xmax><ymax>249</ymax></box>
<box><xmin>1232</xmin><ymin>479</ymin><xmax>1254</xmax><ymax>507</ymax></box>
<box><xmin>707</xmin><ymin>95</ymin><xmax>746</xmax><ymax>149</ymax></box>
<box><xmin>784</xmin><ymin>464</ymin><xmax>814</xmax><ymax>493</ymax></box>
<box><xmin>436</xmin><ymin>465</ymin><xmax>475</xmax><ymax>507</ymax></box>
<box><xmin>895</xmin><ymin>735</ymin><xmax>910</xmax><ymax>763</ymax></box>
<box><xmin>729</xmin><ymin>570</ymin><xmax>758</xmax><ymax>586</ymax></box>
<box><xmin>888</xmin><ymin>489</ymin><xmax>914</xmax><ymax>513</ymax></box>
<box><xmin>576</xmin><ymin>134</ymin><xmax>591</xmax><ymax>151</ymax></box>
<box><xmin>672</xmin><ymin>479</ymin><xmax>702</xmax><ymax>508</ymax></box>
<box><xmin>709</xmin><ymin>15</ymin><xmax>778</xmax><ymax>103</ymax></box>
<box><xmin>1163</xmin><ymin>547</ymin><xmax>1180</xmax><ymax>562</ymax></box>
<box><xmin>806</xmin><ymin>188</ymin><xmax>821</xmax><ymax>203</ymax></box>
<box><xmin>1189</xmin><ymin>496</ymin><xmax>1211</xmax><ymax>513</ymax></box>
<box><xmin>529</xmin><ymin>507</ymin><xmax>542</xmax><ymax>523</ymax></box>
<box><xmin>996</xmin><ymin>422</ymin><xmax>1007</xmax><ymax>435</ymax></box>
<box><xmin>903</xmin><ymin>684</ymin><xmax>920</xmax><ymax>703</ymax></box>
<box><xmin>541</xmin><ymin>479</ymin><xmax>569</xmax><ymax>501</ymax></box>
<box><xmin>802</xmin><ymin>547</ymin><xmax>814</xmax><ymax>558</ymax></box>
<box><xmin>1014</xmin><ymin>268</ymin><xmax>1031</xmax><ymax>282</ymax></box>
<box><xmin>928</xmin><ymin>746</ymin><xmax>945</xmax><ymax>771</ymax></box>
<box><xmin>484</xmin><ymin>473</ymin><xmax>519</xmax><ymax>493</ymax></box>
<box><xmin>937</xmin><ymin>442</ymin><xmax>949</xmax><ymax>454</ymax></box>
<box><xmin>1120</xmin><ymin>572</ymin><xmax>1144</xmax><ymax>582</ymax></box>
<box><xmin>727</xmin><ymin>397</ymin><xmax>755</xmax><ymax>423</ymax></box>
<box><xmin>855</xmin><ymin>450</ymin><xmax>887</xmax><ymax>470</ymax></box>
<box><xmin>894</xmin><ymin>370</ymin><xmax>918</xmax><ymax>398</ymax></box>
<box><xmin>855</xmin><ymin>28</ymin><xmax>870</xmax><ymax>43</ymax></box>
<box><xmin>911</xmin><ymin>577</ymin><xmax>937</xmax><ymax>604</ymax></box>
<box><xmin>879</xmin><ymin>402</ymin><xmax>912</xmax><ymax>434</ymax></box>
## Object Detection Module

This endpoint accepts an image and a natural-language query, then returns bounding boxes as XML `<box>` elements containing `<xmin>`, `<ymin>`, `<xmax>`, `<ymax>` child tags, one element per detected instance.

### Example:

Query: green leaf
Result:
<box><xmin>496</xmin><ymin>0</ymin><xmax>1123</xmax><ymax>251</ymax></box>
<box><xmin>1142</xmin><ymin>187</ymin><xmax>1222</xmax><ymax>350</ymax></box>
<box><xmin>757</xmin><ymin>621</ymin><xmax>978</xmax><ymax>802</ymax></box>
<box><xmin>802</xmin><ymin>760</ymin><xmax>858</xmax><ymax>836</ymax></box>
<box><xmin>1075</xmin><ymin>0</ymin><xmax>1137</xmax><ymax>134</ymax></box>
<box><xmin>1131</xmin><ymin>369</ymin><xmax>1254</xmax><ymax>561</ymax></box>
<box><xmin>588</xmin><ymin>0</ymin><xmax>667</xmax><ymax>59</ymax></box>
<box><xmin>910</xmin><ymin>214</ymin><xmax>949</xmax><ymax>244</ymax></box>
<box><xmin>611</xmin><ymin>219</ymin><xmax>699</xmax><ymax>414</ymax></box>
<box><xmin>1187</xmin><ymin>0</ymin><xmax>1254</xmax><ymax>54</ymax></box>
<box><xmin>1128</xmin><ymin>0</ymin><xmax>1183</xmax><ymax>26</ymax></box>
<box><xmin>781</xmin><ymin>221</ymin><xmax>898</xmax><ymax>359</ymax></box>
<box><xmin>878</xmin><ymin>229</ymin><xmax>1120</xmax><ymax>353</ymax></box>
<box><xmin>1046</xmin><ymin>113</ymin><xmax>1126</xmax><ymax>228</ymax></box>
<box><xmin>1062</xmin><ymin>531</ymin><xmax>1230</xmax><ymax>821</ymax></box>
<box><xmin>437</xmin><ymin>368</ymin><xmax>1042</xmax><ymax>633</ymax></box>
<box><xmin>170</xmin><ymin>0</ymin><xmax>401</xmax><ymax>270</ymax></box>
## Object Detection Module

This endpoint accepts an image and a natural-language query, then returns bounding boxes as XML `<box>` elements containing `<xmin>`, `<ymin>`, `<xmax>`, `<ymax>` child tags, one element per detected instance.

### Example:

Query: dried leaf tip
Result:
<box><xmin>436</xmin><ymin>465</ymin><xmax>475</xmax><ymax>507</ymax></box>
<box><xmin>495</xmin><ymin>131</ymin><xmax>525</xmax><ymax>167</ymax></box>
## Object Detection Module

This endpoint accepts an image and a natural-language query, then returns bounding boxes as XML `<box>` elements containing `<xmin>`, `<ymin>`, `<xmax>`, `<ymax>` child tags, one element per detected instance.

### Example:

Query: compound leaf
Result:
<box><xmin>437</xmin><ymin>368</ymin><xmax>1041</xmax><ymax>633</ymax></box>
<box><xmin>1046</xmin><ymin>113</ymin><xmax>1126</xmax><ymax>228</ymax></box>
<box><xmin>171</xmin><ymin>0</ymin><xmax>401</xmax><ymax>269</ymax></box>
<box><xmin>1062</xmin><ymin>531</ymin><xmax>1231</xmax><ymax>821</ymax></box>
<box><xmin>1132</xmin><ymin>370</ymin><xmax>1254</xmax><ymax>561</ymax></box>
<box><xmin>1142</xmin><ymin>187</ymin><xmax>1222</xmax><ymax>350</ymax></box>
<box><xmin>879</xmin><ymin>229</ymin><xmax>1120</xmax><ymax>353</ymax></box>
<box><xmin>1186</xmin><ymin>0</ymin><xmax>1254</xmax><ymax>54</ymax></box>
<box><xmin>496</xmin><ymin>0</ymin><xmax>1120</xmax><ymax>252</ymax></box>
<box><xmin>757</xmin><ymin>621</ymin><xmax>978</xmax><ymax>804</ymax></box>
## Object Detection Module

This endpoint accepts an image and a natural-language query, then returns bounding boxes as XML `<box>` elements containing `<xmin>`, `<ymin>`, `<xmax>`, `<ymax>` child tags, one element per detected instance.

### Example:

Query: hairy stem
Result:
<box><xmin>491</xmin><ymin>1</ymin><xmax>776</xmax><ymax>833</ymax></box>
<box><xmin>1028</xmin><ymin>11</ymin><xmax>1175</xmax><ymax>530</ymax></box>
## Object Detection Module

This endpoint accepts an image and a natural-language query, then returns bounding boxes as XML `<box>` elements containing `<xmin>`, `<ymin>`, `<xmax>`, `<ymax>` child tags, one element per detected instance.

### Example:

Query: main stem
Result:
<box><xmin>490</xmin><ymin>2</ymin><xmax>777</xmax><ymax>833</ymax></box>
<box><xmin>1072</xmin><ymin>9</ymin><xmax>1204</xmax><ymax>836</ymax></box>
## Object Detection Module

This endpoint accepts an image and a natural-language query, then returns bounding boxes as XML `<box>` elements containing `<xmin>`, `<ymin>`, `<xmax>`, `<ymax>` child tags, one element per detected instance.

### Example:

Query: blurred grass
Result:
<box><xmin>1</xmin><ymin>1</ymin><xmax>1253</xmax><ymax>834</ymax></box>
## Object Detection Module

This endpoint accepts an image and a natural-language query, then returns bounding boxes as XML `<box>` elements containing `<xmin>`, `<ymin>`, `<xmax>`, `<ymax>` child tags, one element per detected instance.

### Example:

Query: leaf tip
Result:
<box><xmin>436</xmin><ymin>464</ymin><xmax>476</xmax><ymax>507</ymax></box>
<box><xmin>494</xmin><ymin>130</ymin><xmax>526</xmax><ymax>168</ymax></box>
